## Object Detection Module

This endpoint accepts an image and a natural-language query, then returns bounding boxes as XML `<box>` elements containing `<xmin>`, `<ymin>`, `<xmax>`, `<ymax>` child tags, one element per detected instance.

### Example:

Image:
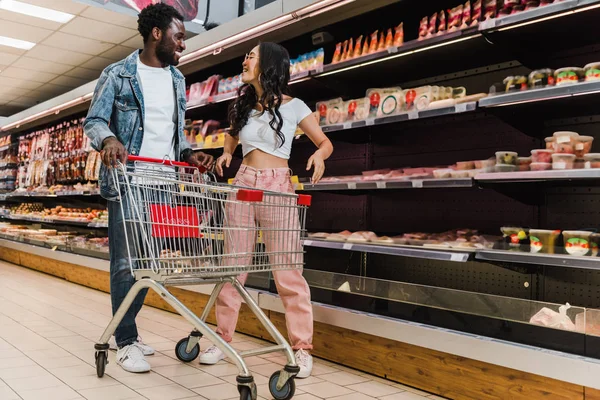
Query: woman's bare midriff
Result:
<box><xmin>242</xmin><ymin>148</ymin><xmax>289</xmax><ymax>170</ymax></box>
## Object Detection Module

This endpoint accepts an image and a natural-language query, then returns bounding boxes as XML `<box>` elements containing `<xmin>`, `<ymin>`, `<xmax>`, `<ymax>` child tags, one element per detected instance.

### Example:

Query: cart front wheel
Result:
<box><xmin>269</xmin><ymin>371</ymin><xmax>295</xmax><ymax>400</ymax></box>
<box><xmin>95</xmin><ymin>351</ymin><xmax>107</xmax><ymax>377</ymax></box>
<box><xmin>238</xmin><ymin>385</ymin><xmax>253</xmax><ymax>400</ymax></box>
<box><xmin>175</xmin><ymin>337</ymin><xmax>200</xmax><ymax>363</ymax></box>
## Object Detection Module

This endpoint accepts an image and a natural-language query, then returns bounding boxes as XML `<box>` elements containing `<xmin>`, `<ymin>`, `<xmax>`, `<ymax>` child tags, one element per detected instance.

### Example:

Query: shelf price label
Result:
<box><xmin>303</xmin><ymin>240</ymin><xmax>313</xmax><ymax>246</ymax></box>
<box><xmin>376</xmin><ymin>181</ymin><xmax>387</xmax><ymax>189</ymax></box>
<box><xmin>342</xmin><ymin>243</ymin><xmax>353</xmax><ymax>250</ymax></box>
<box><xmin>455</xmin><ymin>103</ymin><xmax>468</xmax><ymax>113</ymax></box>
<box><xmin>412</xmin><ymin>180</ymin><xmax>424</xmax><ymax>188</ymax></box>
<box><xmin>450</xmin><ymin>253</ymin><xmax>465</xmax><ymax>262</ymax></box>
<box><xmin>343</xmin><ymin>121</ymin><xmax>353</xmax><ymax>130</ymax></box>
<box><xmin>408</xmin><ymin>110</ymin><xmax>419</xmax><ymax>120</ymax></box>
<box><xmin>347</xmin><ymin>182</ymin><xmax>357</xmax><ymax>190</ymax></box>
<box><xmin>365</xmin><ymin>118</ymin><xmax>375</xmax><ymax>126</ymax></box>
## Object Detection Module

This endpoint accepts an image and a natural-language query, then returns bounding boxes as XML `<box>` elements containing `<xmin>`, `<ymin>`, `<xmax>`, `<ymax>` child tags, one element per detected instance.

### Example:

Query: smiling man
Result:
<box><xmin>84</xmin><ymin>3</ymin><xmax>213</xmax><ymax>373</ymax></box>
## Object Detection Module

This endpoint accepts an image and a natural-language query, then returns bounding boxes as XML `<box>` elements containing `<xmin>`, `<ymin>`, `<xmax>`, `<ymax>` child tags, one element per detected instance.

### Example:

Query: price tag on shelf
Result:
<box><xmin>314</xmin><ymin>66</ymin><xmax>324</xmax><ymax>74</ymax></box>
<box><xmin>303</xmin><ymin>240</ymin><xmax>313</xmax><ymax>246</ymax></box>
<box><xmin>342</xmin><ymin>243</ymin><xmax>354</xmax><ymax>250</ymax></box>
<box><xmin>347</xmin><ymin>182</ymin><xmax>357</xmax><ymax>190</ymax></box>
<box><xmin>450</xmin><ymin>253</ymin><xmax>465</xmax><ymax>262</ymax></box>
<box><xmin>412</xmin><ymin>180</ymin><xmax>424</xmax><ymax>188</ymax></box>
<box><xmin>387</xmin><ymin>46</ymin><xmax>398</xmax><ymax>54</ymax></box>
<box><xmin>479</xmin><ymin>19</ymin><xmax>495</xmax><ymax>30</ymax></box>
<box><xmin>376</xmin><ymin>181</ymin><xmax>387</xmax><ymax>189</ymax></box>
<box><xmin>455</xmin><ymin>103</ymin><xmax>468</xmax><ymax>113</ymax></box>
<box><xmin>343</xmin><ymin>121</ymin><xmax>353</xmax><ymax>130</ymax></box>
<box><xmin>51</xmin><ymin>246</ymin><xmax>57</xmax><ymax>251</ymax></box>
<box><xmin>365</xmin><ymin>118</ymin><xmax>375</xmax><ymax>126</ymax></box>
<box><xmin>408</xmin><ymin>110</ymin><xmax>419</xmax><ymax>120</ymax></box>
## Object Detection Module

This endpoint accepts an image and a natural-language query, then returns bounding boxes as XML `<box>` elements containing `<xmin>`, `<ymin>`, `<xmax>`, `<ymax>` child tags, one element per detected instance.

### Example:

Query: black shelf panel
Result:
<box><xmin>477</xmin><ymin>250</ymin><xmax>600</xmax><ymax>271</ymax></box>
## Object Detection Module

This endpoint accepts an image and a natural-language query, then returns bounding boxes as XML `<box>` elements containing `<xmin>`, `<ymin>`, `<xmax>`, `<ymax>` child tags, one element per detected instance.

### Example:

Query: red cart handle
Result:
<box><xmin>127</xmin><ymin>155</ymin><xmax>207</xmax><ymax>172</ymax></box>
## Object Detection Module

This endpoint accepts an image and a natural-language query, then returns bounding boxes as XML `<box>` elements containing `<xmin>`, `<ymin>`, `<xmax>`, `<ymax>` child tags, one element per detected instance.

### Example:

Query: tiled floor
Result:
<box><xmin>0</xmin><ymin>261</ymin><xmax>446</xmax><ymax>400</ymax></box>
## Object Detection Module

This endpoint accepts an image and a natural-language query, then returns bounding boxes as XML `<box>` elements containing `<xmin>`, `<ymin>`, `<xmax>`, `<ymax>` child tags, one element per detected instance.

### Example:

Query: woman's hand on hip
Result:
<box><xmin>216</xmin><ymin>153</ymin><xmax>233</xmax><ymax>177</ymax></box>
<box><xmin>307</xmin><ymin>151</ymin><xmax>325</xmax><ymax>184</ymax></box>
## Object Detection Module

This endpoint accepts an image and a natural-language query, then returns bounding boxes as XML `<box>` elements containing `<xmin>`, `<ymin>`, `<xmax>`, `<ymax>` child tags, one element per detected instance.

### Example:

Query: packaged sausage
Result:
<box><xmin>419</xmin><ymin>16</ymin><xmax>429</xmax><ymax>40</ymax></box>
<box><xmin>353</xmin><ymin>35</ymin><xmax>363</xmax><ymax>58</ymax></box>
<box><xmin>448</xmin><ymin>5</ymin><xmax>463</xmax><ymax>31</ymax></box>
<box><xmin>362</xmin><ymin>35</ymin><xmax>370</xmax><ymax>54</ymax></box>
<box><xmin>332</xmin><ymin>43</ymin><xmax>342</xmax><ymax>64</ymax></box>
<box><xmin>366</xmin><ymin>87</ymin><xmax>403</xmax><ymax>118</ymax></box>
<box><xmin>394</xmin><ymin>23</ymin><xmax>404</xmax><ymax>46</ymax></box>
<box><xmin>385</xmin><ymin>29</ymin><xmax>393</xmax><ymax>48</ymax></box>
<box><xmin>340</xmin><ymin>40</ymin><xmax>349</xmax><ymax>62</ymax></box>
<box><xmin>484</xmin><ymin>0</ymin><xmax>497</xmax><ymax>19</ymax></box>
<box><xmin>369</xmin><ymin>31</ymin><xmax>379</xmax><ymax>53</ymax></box>
<box><xmin>462</xmin><ymin>1</ymin><xmax>472</xmax><ymax>28</ymax></box>
<box><xmin>377</xmin><ymin>31</ymin><xmax>386</xmax><ymax>51</ymax></box>
<box><xmin>428</xmin><ymin>13</ymin><xmax>437</xmax><ymax>36</ymax></box>
<box><xmin>347</xmin><ymin>38</ymin><xmax>354</xmax><ymax>59</ymax></box>
<box><xmin>345</xmin><ymin>98</ymin><xmax>370</xmax><ymax>122</ymax></box>
<box><xmin>438</xmin><ymin>10</ymin><xmax>447</xmax><ymax>34</ymax></box>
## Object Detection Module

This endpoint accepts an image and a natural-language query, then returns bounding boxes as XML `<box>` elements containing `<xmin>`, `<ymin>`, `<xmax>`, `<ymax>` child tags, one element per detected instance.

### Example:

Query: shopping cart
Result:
<box><xmin>94</xmin><ymin>156</ymin><xmax>311</xmax><ymax>400</ymax></box>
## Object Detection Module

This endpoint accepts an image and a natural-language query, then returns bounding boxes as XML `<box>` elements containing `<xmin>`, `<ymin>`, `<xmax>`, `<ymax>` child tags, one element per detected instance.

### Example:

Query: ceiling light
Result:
<box><xmin>0</xmin><ymin>0</ymin><xmax>74</xmax><ymax>23</ymax></box>
<box><xmin>0</xmin><ymin>35</ymin><xmax>35</xmax><ymax>50</ymax></box>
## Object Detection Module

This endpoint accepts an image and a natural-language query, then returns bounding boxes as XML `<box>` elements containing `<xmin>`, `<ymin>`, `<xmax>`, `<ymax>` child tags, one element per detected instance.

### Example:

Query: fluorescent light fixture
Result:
<box><xmin>0</xmin><ymin>35</ymin><xmax>35</xmax><ymax>50</ymax></box>
<box><xmin>0</xmin><ymin>92</ymin><xmax>93</xmax><ymax>132</ymax></box>
<box><xmin>306</xmin><ymin>0</ymin><xmax>355</xmax><ymax>18</ymax></box>
<box><xmin>0</xmin><ymin>0</ymin><xmax>74</xmax><ymax>23</ymax></box>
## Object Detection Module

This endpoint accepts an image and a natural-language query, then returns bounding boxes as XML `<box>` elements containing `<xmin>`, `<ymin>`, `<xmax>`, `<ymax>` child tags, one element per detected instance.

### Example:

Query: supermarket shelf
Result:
<box><xmin>321</xmin><ymin>102</ymin><xmax>477</xmax><ymax>133</ymax></box>
<box><xmin>0</xmin><ymin>190</ymin><xmax>101</xmax><ymax>201</ymax></box>
<box><xmin>475</xmin><ymin>169</ymin><xmax>600</xmax><ymax>182</ymax></box>
<box><xmin>302</xmin><ymin>239</ymin><xmax>472</xmax><ymax>262</ymax></box>
<box><xmin>1</xmin><ymin>214</ymin><xmax>106</xmax><ymax>229</ymax></box>
<box><xmin>478</xmin><ymin>0</ymin><xmax>580</xmax><ymax>31</ymax></box>
<box><xmin>478</xmin><ymin>81</ymin><xmax>600</xmax><ymax>108</ymax></box>
<box><xmin>299</xmin><ymin>178</ymin><xmax>473</xmax><ymax>191</ymax></box>
<box><xmin>476</xmin><ymin>250</ymin><xmax>600</xmax><ymax>271</ymax></box>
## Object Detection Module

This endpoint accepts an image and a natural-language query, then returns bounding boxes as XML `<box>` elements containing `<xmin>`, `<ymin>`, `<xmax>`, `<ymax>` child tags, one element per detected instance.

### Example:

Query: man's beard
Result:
<box><xmin>156</xmin><ymin>39</ymin><xmax>178</xmax><ymax>66</ymax></box>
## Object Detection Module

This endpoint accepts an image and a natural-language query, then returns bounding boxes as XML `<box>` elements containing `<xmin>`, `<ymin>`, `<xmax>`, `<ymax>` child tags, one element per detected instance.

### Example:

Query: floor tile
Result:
<box><xmin>192</xmin><ymin>382</ymin><xmax>240</xmax><ymax>400</ymax></box>
<box><xmin>379</xmin><ymin>392</ymin><xmax>431</xmax><ymax>399</ymax></box>
<box><xmin>18</xmin><ymin>385</ymin><xmax>82</xmax><ymax>400</ymax></box>
<box><xmin>318</xmin><ymin>371</ymin><xmax>371</xmax><ymax>386</ymax></box>
<box><xmin>346</xmin><ymin>381</ymin><xmax>403</xmax><ymax>397</ymax></box>
<box><xmin>169</xmin><ymin>372</ymin><xmax>225</xmax><ymax>389</ymax></box>
<box><xmin>4</xmin><ymin>373</ymin><xmax>64</xmax><ymax>391</ymax></box>
<box><xmin>77</xmin><ymin>384</ymin><xmax>142</xmax><ymax>400</ymax></box>
<box><xmin>61</xmin><ymin>374</ymin><xmax>122</xmax><ymax>390</ymax></box>
<box><xmin>329</xmin><ymin>393</ymin><xmax>377</xmax><ymax>400</ymax></box>
<box><xmin>0</xmin><ymin>385</ymin><xmax>20</xmax><ymax>400</ymax></box>
<box><xmin>154</xmin><ymin>364</ymin><xmax>206</xmax><ymax>378</ymax></box>
<box><xmin>137</xmin><ymin>383</ymin><xmax>199</xmax><ymax>399</ymax></box>
<box><xmin>299</xmin><ymin>381</ymin><xmax>355</xmax><ymax>398</ymax></box>
<box><xmin>117</xmin><ymin>372</ymin><xmax>176</xmax><ymax>390</ymax></box>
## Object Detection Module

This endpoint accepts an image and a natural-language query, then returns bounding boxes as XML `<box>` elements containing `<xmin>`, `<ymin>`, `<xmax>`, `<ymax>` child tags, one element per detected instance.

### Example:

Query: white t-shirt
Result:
<box><xmin>137</xmin><ymin>59</ymin><xmax>176</xmax><ymax>162</ymax></box>
<box><xmin>239</xmin><ymin>98</ymin><xmax>313</xmax><ymax>160</ymax></box>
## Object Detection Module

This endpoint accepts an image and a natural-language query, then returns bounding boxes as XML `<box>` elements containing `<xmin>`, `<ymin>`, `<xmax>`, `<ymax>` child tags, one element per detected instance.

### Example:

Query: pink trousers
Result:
<box><xmin>215</xmin><ymin>165</ymin><xmax>313</xmax><ymax>350</ymax></box>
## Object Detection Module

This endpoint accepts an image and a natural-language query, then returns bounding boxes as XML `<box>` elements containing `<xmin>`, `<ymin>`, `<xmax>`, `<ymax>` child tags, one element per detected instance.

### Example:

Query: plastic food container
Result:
<box><xmin>575</xmin><ymin>135</ymin><xmax>594</xmax><ymax>158</ymax></box>
<box><xmin>562</xmin><ymin>231</ymin><xmax>593</xmax><ymax>256</ymax></box>
<box><xmin>529</xmin><ymin>229</ymin><xmax>561</xmax><ymax>254</ymax></box>
<box><xmin>517</xmin><ymin>157</ymin><xmax>532</xmax><ymax>171</ymax></box>
<box><xmin>496</xmin><ymin>151</ymin><xmax>518</xmax><ymax>165</ymax></box>
<box><xmin>531</xmin><ymin>149</ymin><xmax>553</xmax><ymax>163</ymax></box>
<box><xmin>591</xmin><ymin>233</ymin><xmax>600</xmax><ymax>256</ymax></box>
<box><xmin>584</xmin><ymin>62</ymin><xmax>600</xmax><ymax>82</ymax></box>
<box><xmin>555</xmin><ymin>67</ymin><xmax>584</xmax><ymax>86</ymax></box>
<box><xmin>504</xmin><ymin>76</ymin><xmax>528</xmax><ymax>92</ymax></box>
<box><xmin>552</xmin><ymin>153</ymin><xmax>576</xmax><ymax>170</ymax></box>
<box><xmin>530</xmin><ymin>162</ymin><xmax>552</xmax><ymax>171</ymax></box>
<box><xmin>574</xmin><ymin>159</ymin><xmax>586</xmax><ymax>169</ymax></box>
<box><xmin>584</xmin><ymin>153</ymin><xmax>600</xmax><ymax>169</ymax></box>
<box><xmin>495</xmin><ymin>164</ymin><xmax>518</xmax><ymax>173</ymax></box>
<box><xmin>451</xmin><ymin>170</ymin><xmax>470</xmax><ymax>178</ymax></box>
<box><xmin>456</xmin><ymin>161</ymin><xmax>475</xmax><ymax>170</ymax></box>
<box><xmin>528</xmin><ymin>69</ymin><xmax>555</xmax><ymax>88</ymax></box>
<box><xmin>553</xmin><ymin>131</ymin><xmax>579</xmax><ymax>154</ymax></box>
<box><xmin>501</xmin><ymin>227</ymin><xmax>529</xmax><ymax>250</ymax></box>
<box><xmin>433</xmin><ymin>169</ymin><xmax>454</xmax><ymax>179</ymax></box>
<box><xmin>545</xmin><ymin>137</ymin><xmax>555</xmax><ymax>150</ymax></box>
<box><xmin>474</xmin><ymin>159</ymin><xmax>495</xmax><ymax>169</ymax></box>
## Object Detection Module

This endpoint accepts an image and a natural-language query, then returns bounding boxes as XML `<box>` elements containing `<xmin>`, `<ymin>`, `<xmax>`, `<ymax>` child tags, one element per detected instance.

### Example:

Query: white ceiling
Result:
<box><xmin>0</xmin><ymin>0</ymin><xmax>145</xmax><ymax>116</ymax></box>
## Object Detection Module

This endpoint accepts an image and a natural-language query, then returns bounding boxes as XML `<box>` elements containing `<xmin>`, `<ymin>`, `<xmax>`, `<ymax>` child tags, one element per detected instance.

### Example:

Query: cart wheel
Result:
<box><xmin>238</xmin><ymin>385</ymin><xmax>253</xmax><ymax>400</ymax></box>
<box><xmin>95</xmin><ymin>351</ymin><xmax>107</xmax><ymax>378</ymax></box>
<box><xmin>269</xmin><ymin>371</ymin><xmax>295</xmax><ymax>400</ymax></box>
<box><xmin>175</xmin><ymin>337</ymin><xmax>200</xmax><ymax>363</ymax></box>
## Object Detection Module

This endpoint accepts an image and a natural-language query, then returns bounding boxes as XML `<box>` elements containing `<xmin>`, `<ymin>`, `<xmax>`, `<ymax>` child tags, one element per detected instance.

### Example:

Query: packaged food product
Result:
<box><xmin>504</xmin><ymin>76</ymin><xmax>528</xmax><ymax>92</ymax></box>
<box><xmin>452</xmin><ymin>87</ymin><xmax>467</xmax><ymax>98</ymax></box>
<box><xmin>574</xmin><ymin>158</ymin><xmax>586</xmax><ymax>169</ymax></box>
<box><xmin>419</xmin><ymin>16</ymin><xmax>429</xmax><ymax>39</ymax></box>
<box><xmin>369</xmin><ymin>31</ymin><xmax>379</xmax><ymax>53</ymax></box>
<box><xmin>451</xmin><ymin>170</ymin><xmax>470</xmax><ymax>178</ymax></box>
<box><xmin>555</xmin><ymin>67</ymin><xmax>584</xmax><ymax>86</ymax></box>
<box><xmin>552</xmin><ymin>153</ymin><xmax>576</xmax><ymax>170</ymax></box>
<box><xmin>530</xmin><ymin>229</ymin><xmax>561</xmax><ymax>254</ymax></box>
<box><xmin>340</xmin><ymin>40</ymin><xmax>348</xmax><ymax>62</ymax></box>
<box><xmin>403</xmin><ymin>86</ymin><xmax>433</xmax><ymax>111</ymax></box>
<box><xmin>584</xmin><ymin>153</ymin><xmax>600</xmax><ymax>169</ymax></box>
<box><xmin>530</xmin><ymin>162</ymin><xmax>552</xmax><ymax>171</ymax></box>
<box><xmin>456</xmin><ymin>161</ymin><xmax>475</xmax><ymax>170</ymax></box>
<box><xmin>433</xmin><ymin>168</ymin><xmax>454</xmax><ymax>179</ymax></box>
<box><xmin>553</xmin><ymin>131</ymin><xmax>579</xmax><ymax>154</ymax></box>
<box><xmin>427</xmin><ymin>99</ymin><xmax>456</xmax><ymax>110</ymax></box>
<box><xmin>438</xmin><ymin>10</ymin><xmax>447</xmax><ymax>34</ymax></box>
<box><xmin>545</xmin><ymin>137</ymin><xmax>555</xmax><ymax>149</ymax></box>
<box><xmin>475</xmin><ymin>159</ymin><xmax>495</xmax><ymax>169</ymax></box>
<box><xmin>528</xmin><ymin>69</ymin><xmax>555</xmax><ymax>88</ymax></box>
<box><xmin>366</xmin><ymin>87</ymin><xmax>403</xmax><ymax>118</ymax></box>
<box><xmin>503</xmin><ymin>0</ymin><xmax>519</xmax><ymax>6</ymax></box>
<box><xmin>531</xmin><ymin>149</ymin><xmax>553</xmax><ymax>163</ymax></box>
<box><xmin>495</xmin><ymin>164</ymin><xmax>518</xmax><ymax>172</ymax></box>
<box><xmin>584</xmin><ymin>62</ymin><xmax>600</xmax><ymax>81</ymax></box>
<box><xmin>394</xmin><ymin>23</ymin><xmax>404</xmax><ymax>47</ymax></box>
<box><xmin>496</xmin><ymin>151</ymin><xmax>518</xmax><ymax>165</ymax></box>
<box><xmin>484</xmin><ymin>0</ymin><xmax>497</xmax><ymax>19</ymax></box>
<box><xmin>316</xmin><ymin>98</ymin><xmax>344</xmax><ymax>126</ymax></box>
<box><xmin>575</xmin><ymin>135</ymin><xmax>594</xmax><ymax>158</ymax></box>
<box><xmin>563</xmin><ymin>231</ymin><xmax>593</xmax><ymax>256</ymax></box>
<box><xmin>590</xmin><ymin>233</ymin><xmax>600</xmax><ymax>256</ymax></box>
<box><xmin>517</xmin><ymin>157</ymin><xmax>532</xmax><ymax>171</ymax></box>
<box><xmin>385</xmin><ymin>29</ymin><xmax>393</xmax><ymax>48</ymax></box>
<box><xmin>467</xmin><ymin>169</ymin><xmax>482</xmax><ymax>178</ymax></box>
<box><xmin>353</xmin><ymin>36</ymin><xmax>363</xmax><ymax>58</ymax></box>
<box><xmin>377</xmin><ymin>32</ymin><xmax>386</xmax><ymax>51</ymax></box>
<box><xmin>347</xmin><ymin>38</ymin><xmax>354</xmax><ymax>59</ymax></box>
<box><xmin>448</xmin><ymin>5</ymin><xmax>463</xmax><ymax>31</ymax></box>
<box><xmin>428</xmin><ymin>13</ymin><xmax>437</xmax><ymax>36</ymax></box>
<box><xmin>362</xmin><ymin>36</ymin><xmax>370</xmax><ymax>55</ymax></box>
<box><xmin>472</xmin><ymin>0</ymin><xmax>482</xmax><ymax>25</ymax></box>
<box><xmin>344</xmin><ymin>98</ymin><xmax>370</xmax><ymax>122</ymax></box>
<box><xmin>501</xmin><ymin>226</ymin><xmax>529</xmax><ymax>249</ymax></box>
<box><xmin>462</xmin><ymin>1</ymin><xmax>472</xmax><ymax>27</ymax></box>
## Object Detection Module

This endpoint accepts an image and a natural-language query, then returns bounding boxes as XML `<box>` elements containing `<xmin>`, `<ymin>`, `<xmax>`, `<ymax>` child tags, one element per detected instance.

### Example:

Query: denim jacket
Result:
<box><xmin>84</xmin><ymin>50</ymin><xmax>191</xmax><ymax>200</ymax></box>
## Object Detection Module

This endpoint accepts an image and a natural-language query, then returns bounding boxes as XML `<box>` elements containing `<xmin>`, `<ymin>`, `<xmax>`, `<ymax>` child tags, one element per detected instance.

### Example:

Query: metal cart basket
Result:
<box><xmin>93</xmin><ymin>156</ymin><xmax>311</xmax><ymax>400</ymax></box>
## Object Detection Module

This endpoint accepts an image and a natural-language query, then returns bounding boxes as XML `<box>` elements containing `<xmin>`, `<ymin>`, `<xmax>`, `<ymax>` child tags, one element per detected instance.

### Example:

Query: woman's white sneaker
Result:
<box><xmin>116</xmin><ymin>344</ymin><xmax>151</xmax><ymax>373</ymax></box>
<box><xmin>199</xmin><ymin>345</ymin><xmax>225</xmax><ymax>365</ymax></box>
<box><xmin>295</xmin><ymin>349</ymin><xmax>313</xmax><ymax>379</ymax></box>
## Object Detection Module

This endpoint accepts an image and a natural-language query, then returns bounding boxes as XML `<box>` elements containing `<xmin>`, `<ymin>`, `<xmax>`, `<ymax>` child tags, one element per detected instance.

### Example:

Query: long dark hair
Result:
<box><xmin>228</xmin><ymin>42</ymin><xmax>291</xmax><ymax>147</ymax></box>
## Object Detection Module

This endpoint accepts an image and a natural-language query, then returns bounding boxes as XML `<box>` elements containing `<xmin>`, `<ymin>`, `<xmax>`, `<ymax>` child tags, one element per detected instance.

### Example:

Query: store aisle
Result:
<box><xmin>0</xmin><ymin>261</ymin><xmax>445</xmax><ymax>400</ymax></box>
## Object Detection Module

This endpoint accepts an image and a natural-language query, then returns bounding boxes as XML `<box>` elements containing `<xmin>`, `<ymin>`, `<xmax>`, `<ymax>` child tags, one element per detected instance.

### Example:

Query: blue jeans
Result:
<box><xmin>108</xmin><ymin>196</ymin><xmax>148</xmax><ymax>348</ymax></box>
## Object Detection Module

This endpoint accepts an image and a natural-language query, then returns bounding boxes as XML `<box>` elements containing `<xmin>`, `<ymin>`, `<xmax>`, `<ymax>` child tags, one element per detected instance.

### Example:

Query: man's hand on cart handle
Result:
<box><xmin>184</xmin><ymin>150</ymin><xmax>214</xmax><ymax>170</ymax></box>
<box><xmin>101</xmin><ymin>137</ymin><xmax>127</xmax><ymax>168</ymax></box>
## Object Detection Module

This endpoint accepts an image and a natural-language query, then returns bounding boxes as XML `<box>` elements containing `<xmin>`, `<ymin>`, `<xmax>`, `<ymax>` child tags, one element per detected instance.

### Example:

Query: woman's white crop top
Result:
<box><xmin>239</xmin><ymin>98</ymin><xmax>313</xmax><ymax>160</ymax></box>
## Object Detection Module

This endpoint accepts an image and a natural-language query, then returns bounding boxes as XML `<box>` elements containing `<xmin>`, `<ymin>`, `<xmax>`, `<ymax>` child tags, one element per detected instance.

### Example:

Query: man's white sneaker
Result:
<box><xmin>295</xmin><ymin>349</ymin><xmax>313</xmax><ymax>379</ymax></box>
<box><xmin>116</xmin><ymin>344</ymin><xmax>151</xmax><ymax>373</ymax></box>
<box><xmin>109</xmin><ymin>336</ymin><xmax>155</xmax><ymax>356</ymax></box>
<box><xmin>199</xmin><ymin>345</ymin><xmax>225</xmax><ymax>365</ymax></box>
